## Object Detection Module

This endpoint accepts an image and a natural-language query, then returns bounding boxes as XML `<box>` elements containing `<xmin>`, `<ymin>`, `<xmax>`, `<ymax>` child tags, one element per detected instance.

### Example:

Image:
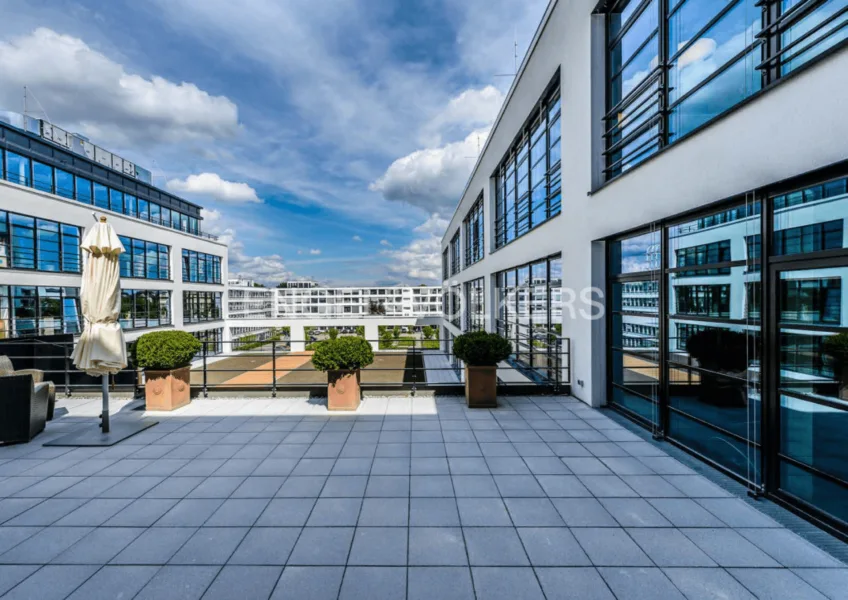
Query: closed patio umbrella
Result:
<box><xmin>71</xmin><ymin>216</ymin><xmax>126</xmax><ymax>433</ymax></box>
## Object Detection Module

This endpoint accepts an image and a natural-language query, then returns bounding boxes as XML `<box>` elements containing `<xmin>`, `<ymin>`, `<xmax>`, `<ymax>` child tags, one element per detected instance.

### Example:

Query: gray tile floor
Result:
<box><xmin>0</xmin><ymin>394</ymin><xmax>846</xmax><ymax>599</ymax></box>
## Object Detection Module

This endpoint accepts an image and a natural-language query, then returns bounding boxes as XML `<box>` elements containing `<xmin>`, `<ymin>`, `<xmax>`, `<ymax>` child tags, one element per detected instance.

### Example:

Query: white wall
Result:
<box><xmin>441</xmin><ymin>0</ymin><xmax>848</xmax><ymax>407</ymax></box>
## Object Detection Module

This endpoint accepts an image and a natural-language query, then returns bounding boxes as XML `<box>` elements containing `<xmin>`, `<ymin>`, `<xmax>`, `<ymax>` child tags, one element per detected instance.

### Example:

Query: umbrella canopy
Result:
<box><xmin>71</xmin><ymin>217</ymin><xmax>127</xmax><ymax>376</ymax></box>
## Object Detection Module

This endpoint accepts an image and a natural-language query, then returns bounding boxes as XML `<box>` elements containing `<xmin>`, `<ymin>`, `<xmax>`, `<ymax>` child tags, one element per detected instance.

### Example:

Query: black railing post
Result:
<box><xmin>63</xmin><ymin>343</ymin><xmax>71</xmax><ymax>397</ymax></box>
<box><xmin>272</xmin><ymin>341</ymin><xmax>277</xmax><ymax>398</ymax></box>
<box><xmin>411</xmin><ymin>337</ymin><xmax>417</xmax><ymax>396</ymax></box>
<box><xmin>202</xmin><ymin>342</ymin><xmax>208</xmax><ymax>398</ymax></box>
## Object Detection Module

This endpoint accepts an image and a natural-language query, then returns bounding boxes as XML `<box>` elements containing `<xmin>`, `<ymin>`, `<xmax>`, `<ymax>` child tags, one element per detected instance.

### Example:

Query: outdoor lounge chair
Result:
<box><xmin>0</xmin><ymin>374</ymin><xmax>51</xmax><ymax>444</ymax></box>
<box><xmin>0</xmin><ymin>355</ymin><xmax>57</xmax><ymax>420</ymax></box>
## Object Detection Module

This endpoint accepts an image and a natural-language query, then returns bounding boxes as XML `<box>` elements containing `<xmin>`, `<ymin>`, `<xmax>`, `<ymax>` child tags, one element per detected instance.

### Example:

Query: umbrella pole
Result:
<box><xmin>101</xmin><ymin>375</ymin><xmax>111</xmax><ymax>434</ymax></box>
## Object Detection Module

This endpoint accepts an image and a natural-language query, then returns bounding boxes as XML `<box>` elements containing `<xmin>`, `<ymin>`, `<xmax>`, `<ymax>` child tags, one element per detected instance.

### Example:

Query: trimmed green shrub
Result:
<box><xmin>686</xmin><ymin>328</ymin><xmax>749</xmax><ymax>373</ymax></box>
<box><xmin>824</xmin><ymin>333</ymin><xmax>848</xmax><ymax>371</ymax></box>
<box><xmin>312</xmin><ymin>336</ymin><xmax>375</xmax><ymax>372</ymax></box>
<box><xmin>422</xmin><ymin>325</ymin><xmax>435</xmax><ymax>340</ymax></box>
<box><xmin>453</xmin><ymin>331</ymin><xmax>512</xmax><ymax>366</ymax></box>
<box><xmin>328</xmin><ymin>327</ymin><xmax>339</xmax><ymax>340</ymax></box>
<box><xmin>135</xmin><ymin>330</ymin><xmax>202</xmax><ymax>370</ymax></box>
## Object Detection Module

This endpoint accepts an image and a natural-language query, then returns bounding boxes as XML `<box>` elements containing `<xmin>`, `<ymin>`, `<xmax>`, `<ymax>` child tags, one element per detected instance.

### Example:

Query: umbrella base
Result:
<box><xmin>43</xmin><ymin>418</ymin><xmax>158</xmax><ymax>447</ymax></box>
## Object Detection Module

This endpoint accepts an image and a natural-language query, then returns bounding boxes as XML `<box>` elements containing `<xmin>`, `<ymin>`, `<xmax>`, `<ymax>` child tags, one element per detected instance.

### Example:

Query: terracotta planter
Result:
<box><xmin>144</xmin><ymin>366</ymin><xmax>191</xmax><ymax>411</ymax></box>
<box><xmin>328</xmin><ymin>369</ymin><xmax>361</xmax><ymax>411</ymax></box>
<box><xmin>465</xmin><ymin>365</ymin><xmax>497</xmax><ymax>408</ymax></box>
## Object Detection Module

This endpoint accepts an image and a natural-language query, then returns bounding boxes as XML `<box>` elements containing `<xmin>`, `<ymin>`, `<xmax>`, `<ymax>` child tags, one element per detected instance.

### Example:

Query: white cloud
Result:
<box><xmin>380</xmin><ymin>239</ymin><xmax>392</xmax><ymax>247</ymax></box>
<box><xmin>0</xmin><ymin>28</ymin><xmax>239</xmax><ymax>146</ymax></box>
<box><xmin>309</xmin><ymin>249</ymin><xmax>321</xmax><ymax>255</ymax></box>
<box><xmin>166</xmin><ymin>173</ymin><xmax>261</xmax><ymax>203</ymax></box>
<box><xmin>381</xmin><ymin>212</ymin><xmax>447</xmax><ymax>284</ymax></box>
<box><xmin>370</xmin><ymin>128</ymin><xmax>489</xmax><ymax>214</ymax></box>
<box><xmin>352</xmin><ymin>235</ymin><xmax>363</xmax><ymax>242</ymax></box>
<box><xmin>422</xmin><ymin>86</ymin><xmax>504</xmax><ymax>146</ymax></box>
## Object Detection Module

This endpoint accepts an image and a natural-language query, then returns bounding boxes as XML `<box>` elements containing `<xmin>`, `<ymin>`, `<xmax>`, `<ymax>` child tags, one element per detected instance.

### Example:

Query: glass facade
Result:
<box><xmin>463</xmin><ymin>196</ymin><xmax>484</xmax><ymax>267</ymax></box>
<box><xmin>182</xmin><ymin>250</ymin><xmax>223</xmax><ymax>284</ymax></box>
<box><xmin>496</xmin><ymin>255</ymin><xmax>562</xmax><ymax>382</ymax></box>
<box><xmin>494</xmin><ymin>82</ymin><xmax>561</xmax><ymax>248</ymax></box>
<box><xmin>119</xmin><ymin>290</ymin><xmax>171</xmax><ymax>329</ymax></box>
<box><xmin>192</xmin><ymin>327</ymin><xmax>224</xmax><ymax>356</ymax></box>
<box><xmin>442</xmin><ymin>249</ymin><xmax>449</xmax><ymax>281</ymax></box>
<box><xmin>183</xmin><ymin>291</ymin><xmax>223</xmax><ymax>324</ymax></box>
<box><xmin>0</xmin><ymin>211</ymin><xmax>81</xmax><ymax>273</ymax></box>
<box><xmin>0</xmin><ymin>285</ymin><xmax>80</xmax><ymax>338</ymax></box>
<box><xmin>119</xmin><ymin>236</ymin><xmax>170</xmax><ymax>280</ymax></box>
<box><xmin>607</xmin><ymin>171</ymin><xmax>848</xmax><ymax>534</ymax></box>
<box><xmin>464</xmin><ymin>278</ymin><xmax>485</xmax><ymax>332</ymax></box>
<box><xmin>604</xmin><ymin>0</ymin><xmax>846</xmax><ymax>179</ymax></box>
<box><xmin>450</xmin><ymin>232</ymin><xmax>461</xmax><ymax>276</ymax></box>
<box><xmin>0</xmin><ymin>146</ymin><xmax>202</xmax><ymax>237</ymax></box>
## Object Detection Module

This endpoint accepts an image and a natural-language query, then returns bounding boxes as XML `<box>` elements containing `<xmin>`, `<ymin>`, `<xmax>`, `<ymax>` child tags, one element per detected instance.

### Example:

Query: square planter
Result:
<box><xmin>328</xmin><ymin>369</ymin><xmax>361</xmax><ymax>411</ymax></box>
<box><xmin>144</xmin><ymin>366</ymin><xmax>191</xmax><ymax>411</ymax></box>
<box><xmin>465</xmin><ymin>365</ymin><xmax>497</xmax><ymax>408</ymax></box>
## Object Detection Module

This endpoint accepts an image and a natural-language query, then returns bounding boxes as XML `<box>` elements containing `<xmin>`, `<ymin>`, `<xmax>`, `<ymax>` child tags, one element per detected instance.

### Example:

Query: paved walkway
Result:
<box><xmin>0</xmin><ymin>395</ymin><xmax>845</xmax><ymax>600</ymax></box>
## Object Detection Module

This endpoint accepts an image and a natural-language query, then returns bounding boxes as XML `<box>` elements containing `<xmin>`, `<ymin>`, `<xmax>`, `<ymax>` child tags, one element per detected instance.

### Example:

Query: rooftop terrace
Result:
<box><xmin>0</xmin><ymin>394</ymin><xmax>845</xmax><ymax>600</ymax></box>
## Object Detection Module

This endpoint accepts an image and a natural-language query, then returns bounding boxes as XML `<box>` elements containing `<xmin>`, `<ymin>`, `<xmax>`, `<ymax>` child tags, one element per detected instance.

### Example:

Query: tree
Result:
<box><xmin>328</xmin><ymin>327</ymin><xmax>339</xmax><ymax>340</ymax></box>
<box><xmin>422</xmin><ymin>325</ymin><xmax>435</xmax><ymax>340</ymax></box>
<box><xmin>380</xmin><ymin>328</ymin><xmax>395</xmax><ymax>350</ymax></box>
<box><xmin>392</xmin><ymin>327</ymin><xmax>401</xmax><ymax>340</ymax></box>
<box><xmin>368</xmin><ymin>300</ymin><xmax>386</xmax><ymax>315</ymax></box>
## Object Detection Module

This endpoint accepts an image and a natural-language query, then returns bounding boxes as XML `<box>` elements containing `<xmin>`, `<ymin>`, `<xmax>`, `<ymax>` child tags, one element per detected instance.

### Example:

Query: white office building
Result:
<box><xmin>439</xmin><ymin>0</ymin><xmax>848</xmax><ymax>535</ymax></box>
<box><xmin>0</xmin><ymin>111</ymin><xmax>228</xmax><ymax>351</ymax></box>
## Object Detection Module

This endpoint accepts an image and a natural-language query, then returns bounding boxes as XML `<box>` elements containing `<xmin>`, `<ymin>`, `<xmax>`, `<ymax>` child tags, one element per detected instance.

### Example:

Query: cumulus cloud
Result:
<box><xmin>380</xmin><ymin>240</ymin><xmax>392</xmax><ymax>247</ymax></box>
<box><xmin>352</xmin><ymin>235</ymin><xmax>363</xmax><ymax>242</ymax></box>
<box><xmin>167</xmin><ymin>173</ymin><xmax>261</xmax><ymax>203</ymax></box>
<box><xmin>422</xmin><ymin>86</ymin><xmax>504</xmax><ymax>146</ymax></box>
<box><xmin>309</xmin><ymin>249</ymin><xmax>321</xmax><ymax>255</ymax></box>
<box><xmin>370</xmin><ymin>128</ymin><xmax>489</xmax><ymax>214</ymax></box>
<box><xmin>0</xmin><ymin>28</ymin><xmax>239</xmax><ymax>146</ymax></box>
<box><xmin>381</xmin><ymin>213</ymin><xmax>447</xmax><ymax>283</ymax></box>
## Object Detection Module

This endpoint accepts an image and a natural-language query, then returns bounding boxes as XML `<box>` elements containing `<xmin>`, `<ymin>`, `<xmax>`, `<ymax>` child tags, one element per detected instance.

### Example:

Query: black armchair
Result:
<box><xmin>0</xmin><ymin>374</ymin><xmax>50</xmax><ymax>444</ymax></box>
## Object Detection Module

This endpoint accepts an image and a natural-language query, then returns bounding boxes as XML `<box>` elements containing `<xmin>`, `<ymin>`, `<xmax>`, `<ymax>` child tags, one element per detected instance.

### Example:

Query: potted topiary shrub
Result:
<box><xmin>135</xmin><ymin>330</ymin><xmax>202</xmax><ymax>411</ymax></box>
<box><xmin>823</xmin><ymin>332</ymin><xmax>848</xmax><ymax>401</ymax></box>
<box><xmin>311</xmin><ymin>336</ymin><xmax>375</xmax><ymax>411</ymax></box>
<box><xmin>685</xmin><ymin>328</ymin><xmax>749</xmax><ymax>407</ymax></box>
<box><xmin>453</xmin><ymin>331</ymin><xmax>512</xmax><ymax>408</ymax></box>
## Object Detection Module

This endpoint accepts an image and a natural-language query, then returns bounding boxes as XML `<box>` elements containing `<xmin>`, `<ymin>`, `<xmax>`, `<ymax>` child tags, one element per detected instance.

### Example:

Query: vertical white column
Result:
<box><xmin>290</xmin><ymin>323</ymin><xmax>306</xmax><ymax>352</ymax></box>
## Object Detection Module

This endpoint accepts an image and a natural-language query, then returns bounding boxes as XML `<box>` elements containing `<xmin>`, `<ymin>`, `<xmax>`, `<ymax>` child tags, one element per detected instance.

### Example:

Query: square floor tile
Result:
<box><xmin>648</xmin><ymin>499</ymin><xmax>726</xmax><ymax>528</ymax></box>
<box><xmin>2</xmin><ymin>565</ymin><xmax>98</xmax><ymax>600</ymax></box>
<box><xmin>410</xmin><ymin>497</ymin><xmax>460</xmax><ymax>526</ymax></box>
<box><xmin>339</xmin><ymin>566</ymin><xmax>406</xmax><ymax>600</ymax></box>
<box><xmin>792</xmin><ymin>568</ymin><xmax>848</xmax><ymax>600</ymax></box>
<box><xmin>471</xmin><ymin>567</ymin><xmax>545</xmax><ymax>600</ymax></box>
<box><xmin>288</xmin><ymin>527</ymin><xmax>354</xmax><ymax>565</ymax></box>
<box><xmin>170</xmin><ymin>527</ymin><xmax>248</xmax><ymax>565</ymax></box>
<box><xmin>65</xmin><ymin>566</ymin><xmax>159</xmax><ymax>600</ymax></box>
<box><xmin>517</xmin><ymin>528</ymin><xmax>591</xmax><ymax>566</ymax></box>
<box><xmin>365</xmin><ymin>476</ymin><xmax>409</xmax><ymax>497</ymax></box>
<box><xmin>134</xmin><ymin>565</ymin><xmax>219</xmax><ymax>600</ymax></box>
<box><xmin>256</xmin><ymin>498</ymin><xmax>316</xmax><ymax>527</ymax></box>
<box><xmin>598</xmin><ymin>567</ymin><xmax>685</xmax><ymax>600</ymax></box>
<box><xmin>627</xmin><ymin>528</ymin><xmax>716</xmax><ymax>567</ymax></box>
<box><xmin>409</xmin><ymin>527</ymin><xmax>467</xmax><ymax>566</ymax></box>
<box><xmin>231</xmin><ymin>476</ymin><xmax>286</xmax><ymax>498</ymax></box>
<box><xmin>52</xmin><ymin>527</ymin><xmax>144</xmax><ymax>565</ymax></box>
<box><xmin>321</xmin><ymin>476</ymin><xmax>368</xmax><ymax>498</ymax></box>
<box><xmin>205</xmin><ymin>498</ymin><xmax>269</xmax><ymax>526</ymax></box>
<box><xmin>456</xmin><ymin>497</ymin><xmax>511</xmax><ymax>526</ymax></box>
<box><xmin>0</xmin><ymin>526</ymin><xmax>93</xmax><ymax>564</ymax></box>
<box><xmin>663</xmin><ymin>567</ymin><xmax>757</xmax><ymax>600</ymax></box>
<box><xmin>410</xmin><ymin>475</ymin><xmax>454</xmax><ymax>497</ymax></box>
<box><xmin>270</xmin><ymin>566</ymin><xmax>344</xmax><ymax>599</ymax></box>
<box><xmin>737</xmin><ymin>528</ymin><xmax>844</xmax><ymax>568</ymax></box>
<box><xmin>408</xmin><ymin>567</ymin><xmax>474</xmax><ymax>600</ymax></box>
<box><xmin>358</xmin><ymin>497</ymin><xmax>409</xmax><ymax>526</ymax></box>
<box><xmin>494</xmin><ymin>475</ymin><xmax>545</xmax><ymax>497</ymax></box>
<box><xmin>504</xmin><ymin>498</ymin><xmax>565</xmax><ymax>526</ymax></box>
<box><xmin>228</xmin><ymin>527</ymin><xmax>301</xmax><ymax>565</ymax></box>
<box><xmin>306</xmin><ymin>498</ymin><xmax>362</xmax><ymax>526</ymax></box>
<box><xmin>571</xmin><ymin>528</ymin><xmax>652</xmax><ymax>567</ymax></box>
<box><xmin>111</xmin><ymin>527</ymin><xmax>196</xmax><ymax>565</ymax></box>
<box><xmin>202</xmin><ymin>566</ymin><xmax>282</xmax><ymax>600</ymax></box>
<box><xmin>155</xmin><ymin>498</ymin><xmax>223</xmax><ymax>527</ymax></box>
<box><xmin>550</xmin><ymin>498</ymin><xmax>618</xmax><ymax>527</ymax></box>
<box><xmin>276</xmin><ymin>476</ymin><xmax>326</xmax><ymax>498</ymax></box>
<box><xmin>463</xmin><ymin>528</ymin><xmax>529</xmax><ymax>566</ymax></box>
<box><xmin>681</xmin><ymin>529</ymin><xmax>780</xmax><ymax>567</ymax></box>
<box><xmin>348</xmin><ymin>527</ymin><xmax>407</xmax><ymax>566</ymax></box>
<box><xmin>599</xmin><ymin>498</ymin><xmax>671</xmax><ymax>528</ymax></box>
<box><xmin>535</xmin><ymin>567</ymin><xmax>616</xmax><ymax>600</ymax></box>
<box><xmin>728</xmin><ymin>568</ymin><xmax>828</xmax><ymax>600</ymax></box>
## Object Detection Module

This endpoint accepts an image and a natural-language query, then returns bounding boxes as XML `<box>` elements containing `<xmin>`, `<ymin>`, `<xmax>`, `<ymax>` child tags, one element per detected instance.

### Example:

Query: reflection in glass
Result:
<box><xmin>611</xmin><ymin>231</ymin><xmax>661</xmax><ymax>275</ymax></box>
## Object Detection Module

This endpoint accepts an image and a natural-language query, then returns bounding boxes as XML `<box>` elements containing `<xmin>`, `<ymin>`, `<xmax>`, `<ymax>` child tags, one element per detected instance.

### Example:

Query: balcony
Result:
<box><xmin>1</xmin><ymin>388</ymin><xmax>845</xmax><ymax>599</ymax></box>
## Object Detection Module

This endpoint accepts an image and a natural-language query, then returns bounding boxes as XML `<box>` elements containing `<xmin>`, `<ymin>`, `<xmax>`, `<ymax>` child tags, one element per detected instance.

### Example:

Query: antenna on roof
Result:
<box><xmin>494</xmin><ymin>28</ymin><xmax>519</xmax><ymax>79</ymax></box>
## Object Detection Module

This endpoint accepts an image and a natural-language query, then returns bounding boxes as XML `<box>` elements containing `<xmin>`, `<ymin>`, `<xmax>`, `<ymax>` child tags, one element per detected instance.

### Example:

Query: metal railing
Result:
<box><xmin>0</xmin><ymin>336</ymin><xmax>571</xmax><ymax>398</ymax></box>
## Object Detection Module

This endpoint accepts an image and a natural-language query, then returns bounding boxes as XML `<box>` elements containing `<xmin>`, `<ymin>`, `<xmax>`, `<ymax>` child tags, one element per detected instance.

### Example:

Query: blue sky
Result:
<box><xmin>0</xmin><ymin>0</ymin><xmax>548</xmax><ymax>285</ymax></box>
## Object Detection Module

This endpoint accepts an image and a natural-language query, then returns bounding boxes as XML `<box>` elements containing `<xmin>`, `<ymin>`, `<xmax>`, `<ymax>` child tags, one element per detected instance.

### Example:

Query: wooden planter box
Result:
<box><xmin>144</xmin><ymin>366</ymin><xmax>191</xmax><ymax>411</ymax></box>
<box><xmin>465</xmin><ymin>365</ymin><xmax>497</xmax><ymax>408</ymax></box>
<box><xmin>327</xmin><ymin>370</ymin><xmax>361</xmax><ymax>411</ymax></box>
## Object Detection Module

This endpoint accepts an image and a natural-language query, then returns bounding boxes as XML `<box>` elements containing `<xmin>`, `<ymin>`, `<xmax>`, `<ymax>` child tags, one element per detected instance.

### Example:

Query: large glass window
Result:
<box><xmin>118</xmin><ymin>235</ymin><xmax>170</xmax><ymax>280</ymax></box>
<box><xmin>496</xmin><ymin>255</ymin><xmax>562</xmax><ymax>382</ymax></box>
<box><xmin>93</xmin><ymin>182</ymin><xmax>109</xmax><ymax>210</ymax></box>
<box><xmin>55</xmin><ymin>169</ymin><xmax>74</xmax><ymax>199</ymax></box>
<box><xmin>119</xmin><ymin>290</ymin><xmax>171</xmax><ymax>329</ymax></box>
<box><xmin>32</xmin><ymin>161</ymin><xmax>54</xmax><ymax>194</ymax></box>
<box><xmin>464</xmin><ymin>278</ymin><xmax>485</xmax><ymax>332</ymax></box>
<box><xmin>449</xmin><ymin>232</ymin><xmax>461</xmax><ymax>275</ymax></box>
<box><xmin>181</xmin><ymin>250</ymin><xmax>222</xmax><ymax>284</ymax></box>
<box><xmin>5</xmin><ymin>152</ymin><xmax>31</xmax><ymax>186</ymax></box>
<box><xmin>183</xmin><ymin>291</ymin><xmax>223</xmax><ymax>323</ymax></box>
<box><xmin>442</xmin><ymin>249</ymin><xmax>449</xmax><ymax>281</ymax></box>
<box><xmin>1</xmin><ymin>286</ymin><xmax>81</xmax><ymax>337</ymax></box>
<box><xmin>463</xmin><ymin>196</ymin><xmax>484</xmax><ymax>267</ymax></box>
<box><xmin>0</xmin><ymin>211</ymin><xmax>81</xmax><ymax>273</ymax></box>
<box><xmin>604</xmin><ymin>0</ymin><xmax>845</xmax><ymax>180</ymax></box>
<box><xmin>76</xmin><ymin>176</ymin><xmax>93</xmax><ymax>205</ymax></box>
<box><xmin>494</xmin><ymin>83</ymin><xmax>561</xmax><ymax>248</ymax></box>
